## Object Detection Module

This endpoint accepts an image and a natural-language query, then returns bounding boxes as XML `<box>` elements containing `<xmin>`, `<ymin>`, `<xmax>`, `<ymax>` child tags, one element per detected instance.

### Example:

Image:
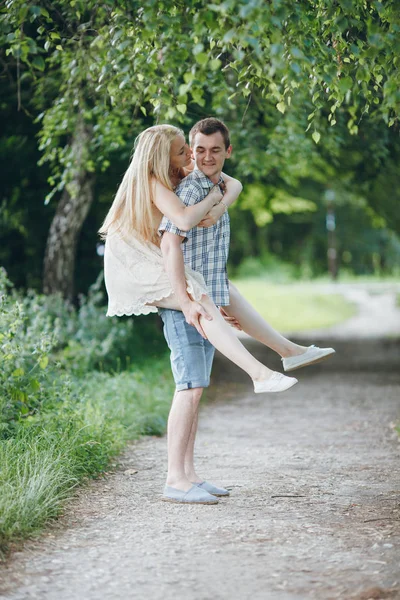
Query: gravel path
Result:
<box><xmin>1</xmin><ymin>286</ymin><xmax>400</xmax><ymax>600</ymax></box>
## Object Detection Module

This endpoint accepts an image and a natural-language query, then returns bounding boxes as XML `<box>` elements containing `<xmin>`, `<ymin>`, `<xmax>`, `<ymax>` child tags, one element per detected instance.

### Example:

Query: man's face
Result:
<box><xmin>192</xmin><ymin>131</ymin><xmax>232</xmax><ymax>182</ymax></box>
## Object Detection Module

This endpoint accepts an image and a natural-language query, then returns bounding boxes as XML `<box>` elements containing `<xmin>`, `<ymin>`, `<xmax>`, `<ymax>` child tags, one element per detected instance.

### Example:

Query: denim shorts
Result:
<box><xmin>158</xmin><ymin>308</ymin><xmax>215</xmax><ymax>391</ymax></box>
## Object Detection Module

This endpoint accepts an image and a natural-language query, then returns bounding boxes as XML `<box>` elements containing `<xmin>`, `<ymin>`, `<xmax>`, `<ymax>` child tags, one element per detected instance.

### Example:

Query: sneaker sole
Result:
<box><xmin>161</xmin><ymin>497</ymin><xmax>219</xmax><ymax>505</ymax></box>
<box><xmin>284</xmin><ymin>350</ymin><xmax>336</xmax><ymax>372</ymax></box>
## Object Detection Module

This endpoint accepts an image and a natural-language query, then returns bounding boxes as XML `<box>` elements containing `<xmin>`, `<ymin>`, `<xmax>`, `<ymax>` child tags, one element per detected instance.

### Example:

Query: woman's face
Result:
<box><xmin>169</xmin><ymin>135</ymin><xmax>192</xmax><ymax>170</ymax></box>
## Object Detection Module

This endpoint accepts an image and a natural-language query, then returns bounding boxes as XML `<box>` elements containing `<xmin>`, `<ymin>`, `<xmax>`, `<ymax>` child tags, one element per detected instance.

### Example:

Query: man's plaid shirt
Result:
<box><xmin>158</xmin><ymin>169</ymin><xmax>230</xmax><ymax>306</ymax></box>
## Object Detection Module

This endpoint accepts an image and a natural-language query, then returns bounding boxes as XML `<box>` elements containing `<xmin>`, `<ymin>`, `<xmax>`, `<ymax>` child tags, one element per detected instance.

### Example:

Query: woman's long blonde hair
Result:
<box><xmin>99</xmin><ymin>124</ymin><xmax>183</xmax><ymax>244</ymax></box>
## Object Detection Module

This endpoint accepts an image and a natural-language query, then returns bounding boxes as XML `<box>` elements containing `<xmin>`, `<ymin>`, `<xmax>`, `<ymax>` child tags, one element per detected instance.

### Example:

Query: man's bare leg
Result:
<box><xmin>166</xmin><ymin>387</ymin><xmax>203</xmax><ymax>491</ymax></box>
<box><xmin>223</xmin><ymin>282</ymin><xmax>307</xmax><ymax>358</ymax></box>
<box><xmin>184</xmin><ymin>407</ymin><xmax>202</xmax><ymax>483</ymax></box>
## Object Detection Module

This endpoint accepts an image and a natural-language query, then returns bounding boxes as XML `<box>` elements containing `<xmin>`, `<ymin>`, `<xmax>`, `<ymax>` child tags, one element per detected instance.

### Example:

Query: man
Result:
<box><xmin>158</xmin><ymin>118</ymin><xmax>233</xmax><ymax>505</ymax></box>
<box><xmin>158</xmin><ymin>118</ymin><xmax>334</xmax><ymax>504</ymax></box>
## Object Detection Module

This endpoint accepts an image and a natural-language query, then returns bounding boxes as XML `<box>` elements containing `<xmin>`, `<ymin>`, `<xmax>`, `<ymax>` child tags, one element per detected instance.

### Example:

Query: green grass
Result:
<box><xmin>232</xmin><ymin>279</ymin><xmax>356</xmax><ymax>332</ymax></box>
<box><xmin>0</xmin><ymin>358</ymin><xmax>174</xmax><ymax>558</ymax></box>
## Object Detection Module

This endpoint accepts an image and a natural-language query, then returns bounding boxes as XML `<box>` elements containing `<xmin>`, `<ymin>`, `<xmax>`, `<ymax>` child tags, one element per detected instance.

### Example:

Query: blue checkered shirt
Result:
<box><xmin>158</xmin><ymin>169</ymin><xmax>230</xmax><ymax>306</ymax></box>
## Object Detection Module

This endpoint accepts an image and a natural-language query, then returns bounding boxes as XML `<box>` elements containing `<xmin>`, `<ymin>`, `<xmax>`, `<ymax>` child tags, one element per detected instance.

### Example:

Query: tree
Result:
<box><xmin>2</xmin><ymin>0</ymin><xmax>399</xmax><ymax>296</ymax></box>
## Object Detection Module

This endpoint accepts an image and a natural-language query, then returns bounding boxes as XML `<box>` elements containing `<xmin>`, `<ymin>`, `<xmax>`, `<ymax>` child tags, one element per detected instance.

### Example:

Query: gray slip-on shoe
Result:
<box><xmin>162</xmin><ymin>484</ymin><xmax>219</xmax><ymax>504</ymax></box>
<box><xmin>282</xmin><ymin>345</ymin><xmax>336</xmax><ymax>372</ymax></box>
<box><xmin>194</xmin><ymin>481</ymin><xmax>230</xmax><ymax>497</ymax></box>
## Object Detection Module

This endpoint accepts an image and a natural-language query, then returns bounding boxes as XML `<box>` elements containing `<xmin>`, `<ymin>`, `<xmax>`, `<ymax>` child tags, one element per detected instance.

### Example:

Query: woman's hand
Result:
<box><xmin>198</xmin><ymin>201</ymin><xmax>227</xmax><ymax>228</ymax></box>
<box><xmin>207</xmin><ymin>185</ymin><xmax>223</xmax><ymax>205</ymax></box>
<box><xmin>181</xmin><ymin>299</ymin><xmax>213</xmax><ymax>339</ymax></box>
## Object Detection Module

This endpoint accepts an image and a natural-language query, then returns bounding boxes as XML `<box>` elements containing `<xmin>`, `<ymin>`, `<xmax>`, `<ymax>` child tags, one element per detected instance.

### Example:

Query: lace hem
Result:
<box><xmin>106</xmin><ymin>277</ymin><xmax>207</xmax><ymax>318</ymax></box>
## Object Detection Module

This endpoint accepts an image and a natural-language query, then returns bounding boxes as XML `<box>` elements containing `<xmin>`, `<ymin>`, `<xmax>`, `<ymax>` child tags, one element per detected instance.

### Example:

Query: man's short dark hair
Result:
<box><xmin>189</xmin><ymin>118</ymin><xmax>231</xmax><ymax>149</ymax></box>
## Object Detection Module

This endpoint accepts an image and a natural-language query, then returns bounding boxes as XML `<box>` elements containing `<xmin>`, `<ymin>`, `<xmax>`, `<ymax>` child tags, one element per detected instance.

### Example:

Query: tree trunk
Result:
<box><xmin>43</xmin><ymin>123</ymin><xmax>94</xmax><ymax>300</ymax></box>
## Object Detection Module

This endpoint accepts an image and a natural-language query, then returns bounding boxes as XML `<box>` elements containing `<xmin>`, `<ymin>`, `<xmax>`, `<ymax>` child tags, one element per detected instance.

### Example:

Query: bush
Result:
<box><xmin>233</xmin><ymin>252</ymin><xmax>298</xmax><ymax>282</ymax></box>
<box><xmin>0</xmin><ymin>268</ymin><xmax>166</xmax><ymax>434</ymax></box>
<box><xmin>0</xmin><ymin>269</ymin><xmax>72</xmax><ymax>437</ymax></box>
<box><xmin>14</xmin><ymin>272</ymin><xmax>165</xmax><ymax>374</ymax></box>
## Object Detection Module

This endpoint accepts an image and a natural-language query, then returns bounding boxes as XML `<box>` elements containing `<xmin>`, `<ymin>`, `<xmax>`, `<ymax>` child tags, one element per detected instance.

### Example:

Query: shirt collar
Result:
<box><xmin>193</xmin><ymin>168</ymin><xmax>224</xmax><ymax>189</ymax></box>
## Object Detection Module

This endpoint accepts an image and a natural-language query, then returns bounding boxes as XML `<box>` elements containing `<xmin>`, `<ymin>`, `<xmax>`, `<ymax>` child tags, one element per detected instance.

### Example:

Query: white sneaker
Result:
<box><xmin>253</xmin><ymin>372</ymin><xmax>298</xmax><ymax>393</ymax></box>
<box><xmin>282</xmin><ymin>345</ymin><xmax>336</xmax><ymax>372</ymax></box>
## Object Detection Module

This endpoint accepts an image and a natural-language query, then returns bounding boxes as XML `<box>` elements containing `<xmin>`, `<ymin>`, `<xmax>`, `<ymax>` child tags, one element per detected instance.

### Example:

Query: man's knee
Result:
<box><xmin>176</xmin><ymin>387</ymin><xmax>203</xmax><ymax>406</ymax></box>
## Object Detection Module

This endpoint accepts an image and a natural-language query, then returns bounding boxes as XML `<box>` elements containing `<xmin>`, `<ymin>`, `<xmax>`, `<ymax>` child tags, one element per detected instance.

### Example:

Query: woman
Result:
<box><xmin>100</xmin><ymin>125</ymin><xmax>332</xmax><ymax>392</ymax></box>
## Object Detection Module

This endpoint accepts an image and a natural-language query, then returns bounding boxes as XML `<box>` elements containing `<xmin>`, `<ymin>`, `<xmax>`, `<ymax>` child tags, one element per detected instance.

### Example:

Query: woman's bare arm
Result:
<box><xmin>198</xmin><ymin>173</ymin><xmax>243</xmax><ymax>228</ymax></box>
<box><xmin>221</xmin><ymin>173</ymin><xmax>243</xmax><ymax>208</ymax></box>
<box><xmin>152</xmin><ymin>180</ymin><xmax>222</xmax><ymax>231</ymax></box>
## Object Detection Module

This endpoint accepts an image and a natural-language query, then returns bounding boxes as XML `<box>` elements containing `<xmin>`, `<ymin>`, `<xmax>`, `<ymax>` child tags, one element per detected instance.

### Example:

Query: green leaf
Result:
<box><xmin>176</xmin><ymin>104</ymin><xmax>187</xmax><ymax>115</ymax></box>
<box><xmin>195</xmin><ymin>53</ymin><xmax>208</xmax><ymax>66</ymax></box>
<box><xmin>39</xmin><ymin>355</ymin><xmax>49</xmax><ymax>369</ymax></box>
<box><xmin>276</xmin><ymin>102</ymin><xmax>286</xmax><ymax>114</ymax></box>
<box><xmin>30</xmin><ymin>379</ymin><xmax>41</xmax><ymax>391</ymax></box>
<box><xmin>338</xmin><ymin>76</ymin><xmax>353</xmax><ymax>94</ymax></box>
<box><xmin>223</xmin><ymin>29</ymin><xmax>235</xmax><ymax>44</ymax></box>
<box><xmin>12</xmin><ymin>368</ymin><xmax>25</xmax><ymax>377</ymax></box>
<box><xmin>32</xmin><ymin>56</ymin><xmax>45</xmax><ymax>71</ymax></box>
<box><xmin>312</xmin><ymin>131</ymin><xmax>321</xmax><ymax>144</ymax></box>
<box><xmin>179</xmin><ymin>83</ymin><xmax>190</xmax><ymax>95</ymax></box>
<box><xmin>210</xmin><ymin>59</ymin><xmax>221</xmax><ymax>71</ymax></box>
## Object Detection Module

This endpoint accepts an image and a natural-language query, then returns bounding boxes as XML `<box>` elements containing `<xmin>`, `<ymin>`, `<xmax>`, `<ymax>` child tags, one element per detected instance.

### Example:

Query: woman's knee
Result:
<box><xmin>200</xmin><ymin>294</ymin><xmax>215</xmax><ymax>310</ymax></box>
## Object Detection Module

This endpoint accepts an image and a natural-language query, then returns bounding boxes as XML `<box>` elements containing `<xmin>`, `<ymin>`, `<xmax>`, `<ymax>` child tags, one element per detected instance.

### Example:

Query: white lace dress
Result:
<box><xmin>104</xmin><ymin>231</ymin><xmax>208</xmax><ymax>317</ymax></box>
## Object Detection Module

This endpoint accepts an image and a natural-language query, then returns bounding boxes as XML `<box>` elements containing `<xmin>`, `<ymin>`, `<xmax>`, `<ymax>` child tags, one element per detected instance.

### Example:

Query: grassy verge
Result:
<box><xmin>232</xmin><ymin>279</ymin><xmax>356</xmax><ymax>332</ymax></box>
<box><xmin>0</xmin><ymin>359</ymin><xmax>173</xmax><ymax>558</ymax></box>
<box><xmin>0</xmin><ymin>270</ymin><xmax>175</xmax><ymax>559</ymax></box>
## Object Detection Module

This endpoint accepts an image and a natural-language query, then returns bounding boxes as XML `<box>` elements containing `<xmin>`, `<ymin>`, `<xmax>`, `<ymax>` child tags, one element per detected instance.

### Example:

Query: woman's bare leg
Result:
<box><xmin>223</xmin><ymin>282</ymin><xmax>307</xmax><ymax>358</ymax></box>
<box><xmin>151</xmin><ymin>294</ymin><xmax>276</xmax><ymax>382</ymax></box>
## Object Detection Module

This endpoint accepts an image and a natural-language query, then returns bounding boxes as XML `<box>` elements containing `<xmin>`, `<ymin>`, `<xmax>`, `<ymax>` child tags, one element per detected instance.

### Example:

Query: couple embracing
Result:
<box><xmin>100</xmin><ymin>118</ymin><xmax>335</xmax><ymax>505</ymax></box>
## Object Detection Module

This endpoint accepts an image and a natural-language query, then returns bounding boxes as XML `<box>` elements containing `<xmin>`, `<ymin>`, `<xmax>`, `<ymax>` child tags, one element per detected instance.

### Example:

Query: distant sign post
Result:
<box><xmin>325</xmin><ymin>190</ymin><xmax>338</xmax><ymax>281</ymax></box>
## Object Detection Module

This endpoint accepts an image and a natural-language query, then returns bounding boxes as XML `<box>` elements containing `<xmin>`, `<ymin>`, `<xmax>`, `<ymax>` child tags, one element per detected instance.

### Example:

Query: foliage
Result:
<box><xmin>233</xmin><ymin>253</ymin><xmax>298</xmax><ymax>283</ymax></box>
<box><xmin>2</xmin><ymin>0</ymin><xmax>399</xmax><ymax>203</ymax></box>
<box><xmin>0</xmin><ymin>268</ymin><xmax>70</xmax><ymax>436</ymax></box>
<box><xmin>0</xmin><ymin>268</ymin><xmax>173</xmax><ymax>556</ymax></box>
<box><xmin>0</xmin><ymin>359</ymin><xmax>173</xmax><ymax>558</ymax></box>
<box><xmin>0</xmin><ymin>268</ymin><xmax>165</xmax><ymax>436</ymax></box>
<box><xmin>1</xmin><ymin>0</ymin><xmax>400</xmax><ymax>296</ymax></box>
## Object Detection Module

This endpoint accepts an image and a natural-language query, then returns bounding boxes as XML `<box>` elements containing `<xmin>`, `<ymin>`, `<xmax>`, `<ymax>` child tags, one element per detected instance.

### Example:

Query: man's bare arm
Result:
<box><xmin>160</xmin><ymin>232</ymin><xmax>212</xmax><ymax>338</ymax></box>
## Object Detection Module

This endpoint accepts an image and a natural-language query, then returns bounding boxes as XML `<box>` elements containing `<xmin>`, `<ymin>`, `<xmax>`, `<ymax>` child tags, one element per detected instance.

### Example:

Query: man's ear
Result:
<box><xmin>226</xmin><ymin>145</ymin><xmax>232</xmax><ymax>158</ymax></box>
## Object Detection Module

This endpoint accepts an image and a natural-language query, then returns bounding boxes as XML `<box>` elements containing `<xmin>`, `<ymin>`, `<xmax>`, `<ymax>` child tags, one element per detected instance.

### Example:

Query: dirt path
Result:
<box><xmin>1</xmin><ymin>287</ymin><xmax>400</xmax><ymax>600</ymax></box>
<box><xmin>293</xmin><ymin>282</ymin><xmax>400</xmax><ymax>340</ymax></box>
